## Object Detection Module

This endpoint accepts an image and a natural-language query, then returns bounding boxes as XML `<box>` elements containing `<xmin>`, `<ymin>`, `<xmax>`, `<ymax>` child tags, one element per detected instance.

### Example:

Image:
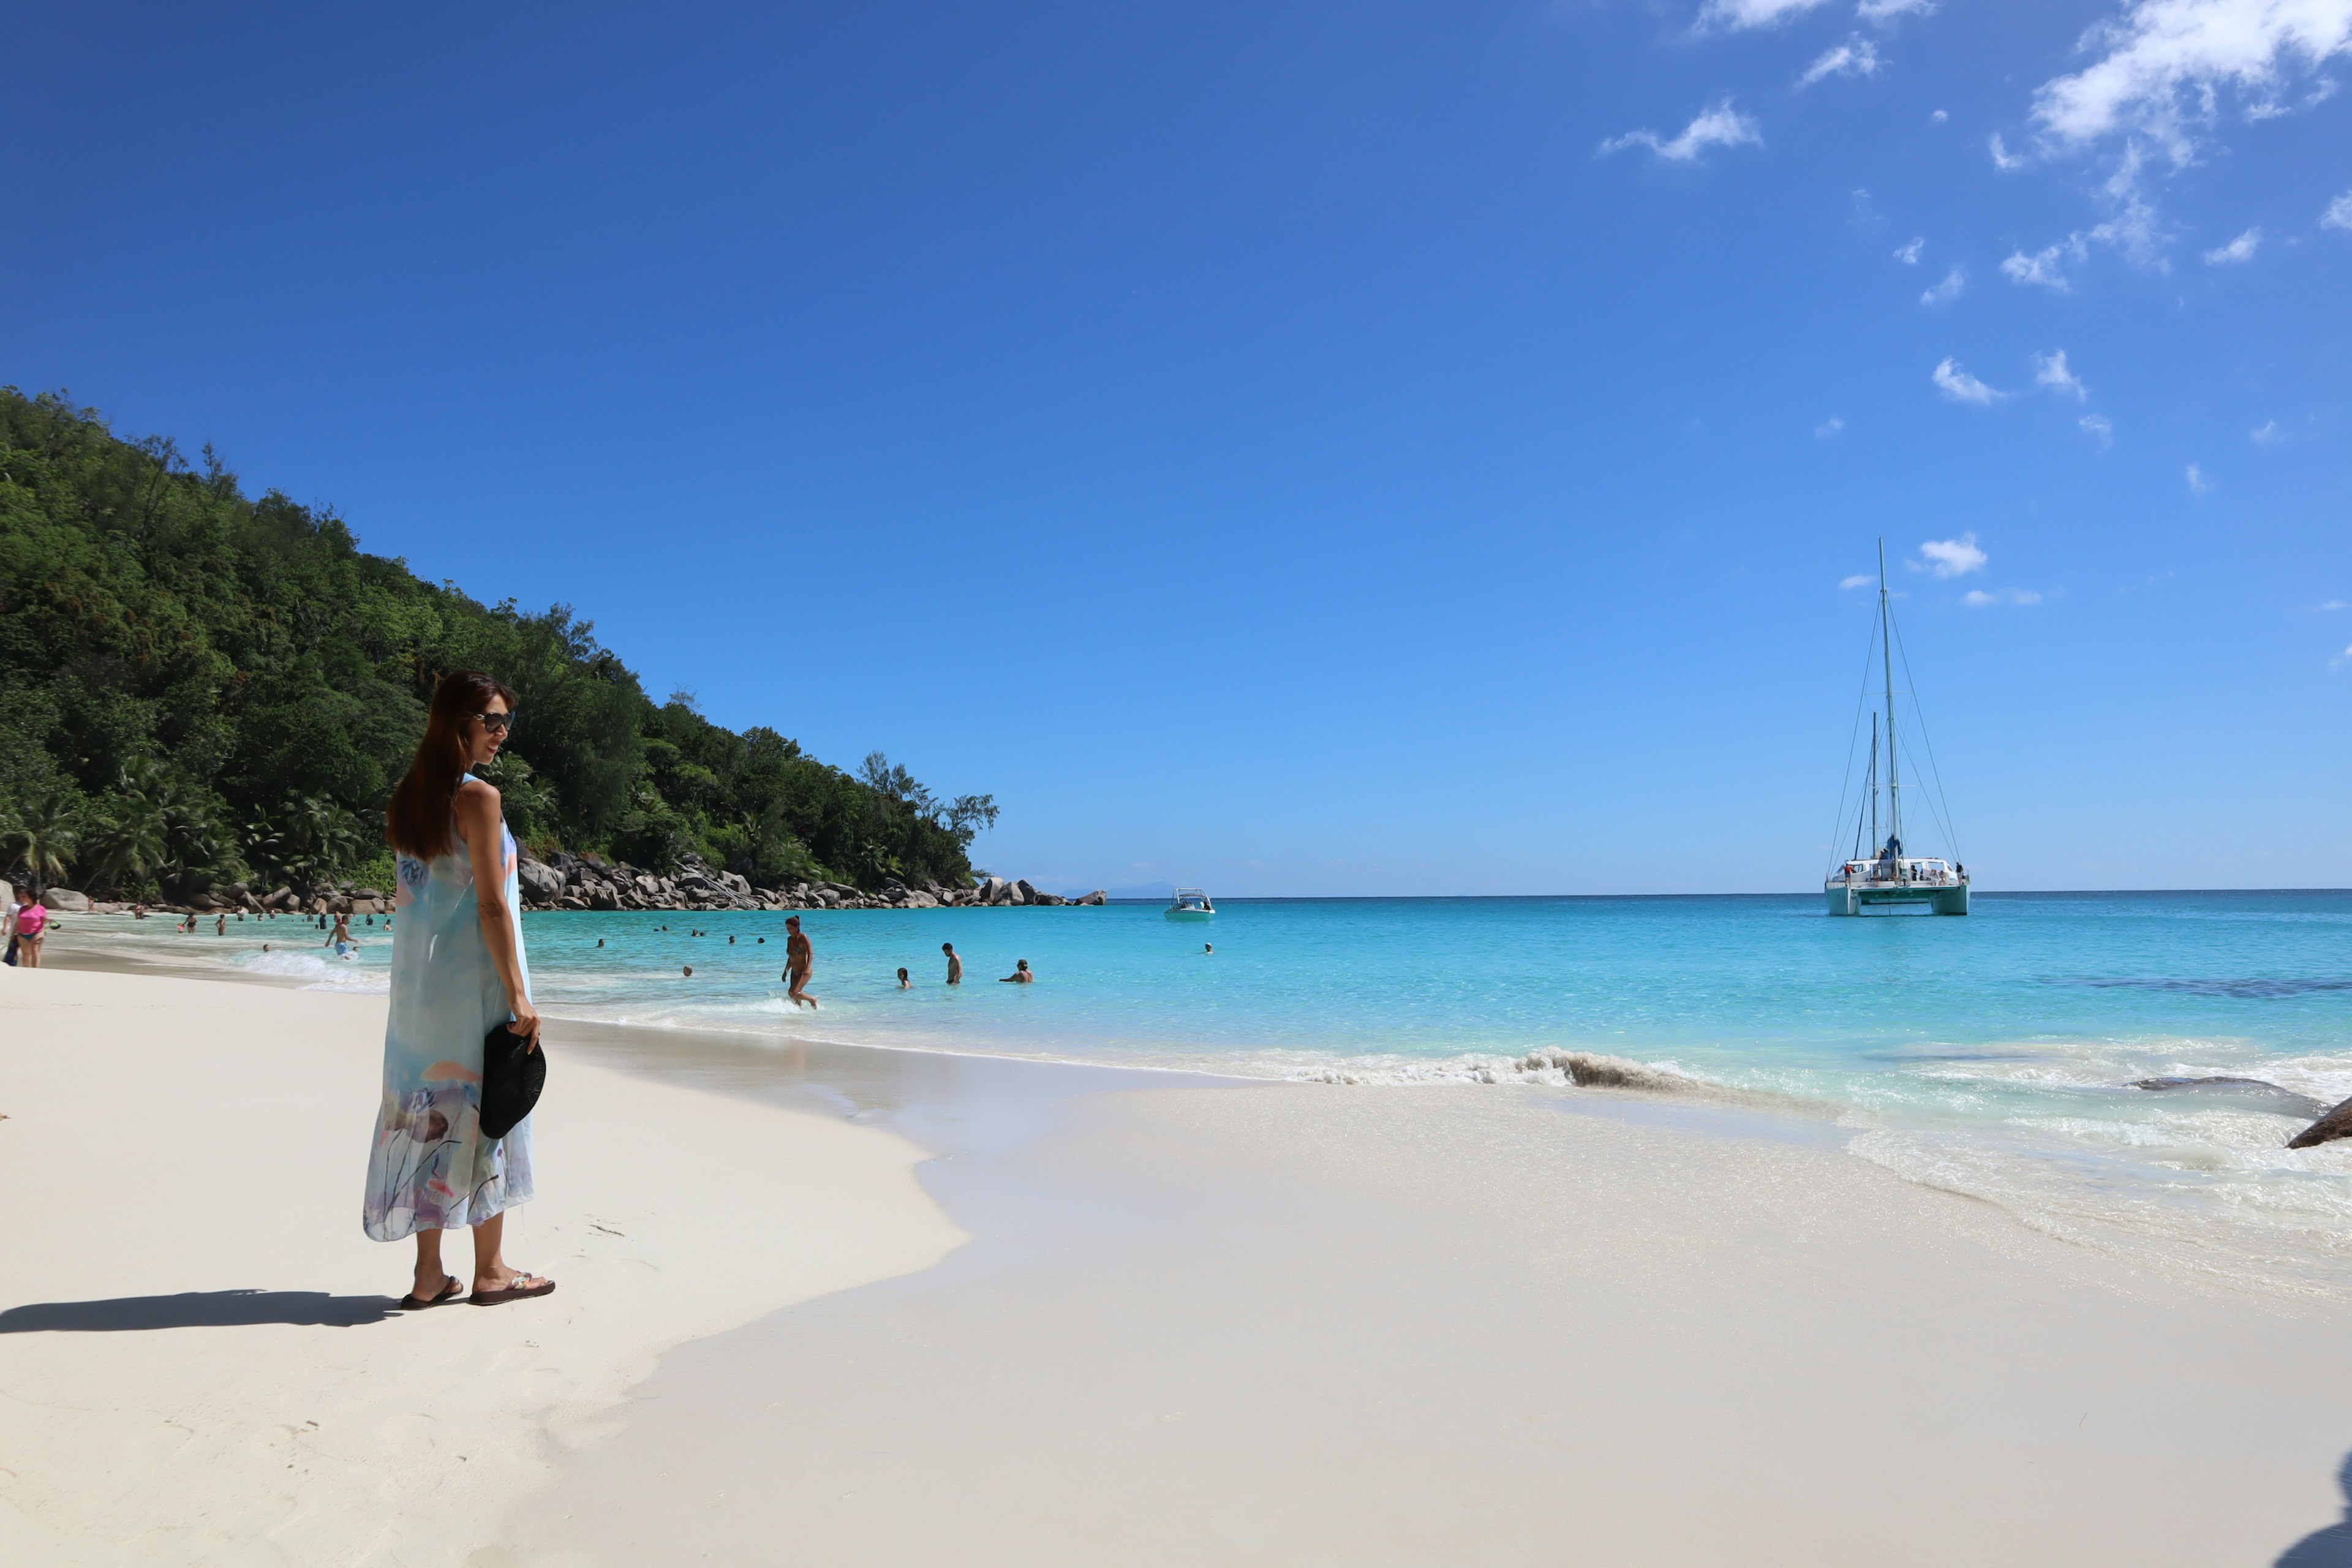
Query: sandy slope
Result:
<box><xmin>0</xmin><ymin>967</ymin><xmax>965</xmax><ymax>1567</ymax></box>
<box><xmin>505</xmin><ymin>1084</ymin><xmax>2352</xmax><ymax>1567</ymax></box>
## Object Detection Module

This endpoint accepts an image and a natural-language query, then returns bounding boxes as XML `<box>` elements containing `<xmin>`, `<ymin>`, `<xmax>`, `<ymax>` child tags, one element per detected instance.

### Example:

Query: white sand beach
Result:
<box><xmin>8</xmin><ymin>961</ymin><xmax>2352</xmax><ymax>1566</ymax></box>
<box><xmin>0</xmin><ymin>967</ymin><xmax>965</xmax><ymax>1566</ymax></box>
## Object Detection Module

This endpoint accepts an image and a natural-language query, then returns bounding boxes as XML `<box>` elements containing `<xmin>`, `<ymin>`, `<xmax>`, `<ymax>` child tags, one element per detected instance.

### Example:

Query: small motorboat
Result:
<box><xmin>1164</xmin><ymin>888</ymin><xmax>1215</xmax><ymax>921</ymax></box>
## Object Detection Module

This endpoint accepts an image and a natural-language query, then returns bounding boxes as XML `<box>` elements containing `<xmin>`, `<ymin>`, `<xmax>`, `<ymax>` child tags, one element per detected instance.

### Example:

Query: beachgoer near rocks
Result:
<box><xmin>999</xmin><ymin>959</ymin><xmax>1035</xmax><ymax>984</ymax></box>
<box><xmin>785</xmin><ymin>915</ymin><xmax>815</xmax><ymax>1007</ymax></box>
<box><xmin>365</xmin><ymin>669</ymin><xmax>552</xmax><ymax>1310</ymax></box>
<box><xmin>942</xmin><ymin>941</ymin><xmax>962</xmax><ymax>984</ymax></box>
<box><xmin>214</xmin><ymin>913</ymin><xmax>227</xmax><ymax>935</ymax></box>
<box><xmin>330</xmin><ymin>911</ymin><xmax>353</xmax><ymax>946</ymax></box>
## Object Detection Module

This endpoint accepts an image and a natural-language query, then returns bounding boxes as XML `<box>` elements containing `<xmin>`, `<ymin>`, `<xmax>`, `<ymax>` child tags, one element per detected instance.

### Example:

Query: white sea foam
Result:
<box><xmin>240</xmin><ymin>950</ymin><xmax>389</xmax><ymax>993</ymax></box>
<box><xmin>1278</xmin><ymin>1047</ymin><xmax>1711</xmax><ymax>1093</ymax></box>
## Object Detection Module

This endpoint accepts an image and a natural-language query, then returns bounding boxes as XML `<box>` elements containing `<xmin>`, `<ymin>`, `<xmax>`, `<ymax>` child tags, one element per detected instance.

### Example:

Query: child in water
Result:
<box><xmin>897</xmin><ymin>967</ymin><xmax>912</xmax><ymax>989</ymax></box>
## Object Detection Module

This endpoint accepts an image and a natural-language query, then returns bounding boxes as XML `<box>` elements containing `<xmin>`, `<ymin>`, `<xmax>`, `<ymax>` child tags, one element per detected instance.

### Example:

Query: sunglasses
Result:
<box><xmin>470</xmin><ymin>711</ymin><xmax>516</xmax><ymax>734</ymax></box>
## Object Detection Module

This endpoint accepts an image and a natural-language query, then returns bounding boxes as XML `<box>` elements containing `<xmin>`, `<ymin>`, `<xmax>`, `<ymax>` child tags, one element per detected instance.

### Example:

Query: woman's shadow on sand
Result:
<box><xmin>0</xmin><ymin>1289</ymin><xmax>398</xmax><ymax>1331</ymax></box>
<box><xmin>2279</xmin><ymin>1452</ymin><xmax>2352</xmax><ymax>1566</ymax></box>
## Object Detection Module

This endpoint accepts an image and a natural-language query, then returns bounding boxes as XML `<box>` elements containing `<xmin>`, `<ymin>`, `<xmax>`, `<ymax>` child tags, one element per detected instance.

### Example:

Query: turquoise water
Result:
<box><xmin>78</xmin><ymin>891</ymin><xmax>2352</xmax><ymax>1295</ymax></box>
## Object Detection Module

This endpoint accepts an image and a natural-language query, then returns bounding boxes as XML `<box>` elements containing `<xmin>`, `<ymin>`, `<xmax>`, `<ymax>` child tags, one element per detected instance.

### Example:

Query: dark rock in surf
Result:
<box><xmin>2288</xmin><ymin>1094</ymin><xmax>2352</xmax><ymax>1150</ymax></box>
<box><xmin>2131</xmin><ymin>1076</ymin><xmax>2332</xmax><ymax>1120</ymax></box>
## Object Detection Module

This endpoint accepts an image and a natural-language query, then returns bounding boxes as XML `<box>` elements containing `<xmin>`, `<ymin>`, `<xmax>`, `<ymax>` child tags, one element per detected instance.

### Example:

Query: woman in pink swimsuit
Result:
<box><xmin>12</xmin><ymin>889</ymin><xmax>48</xmax><ymax>968</ymax></box>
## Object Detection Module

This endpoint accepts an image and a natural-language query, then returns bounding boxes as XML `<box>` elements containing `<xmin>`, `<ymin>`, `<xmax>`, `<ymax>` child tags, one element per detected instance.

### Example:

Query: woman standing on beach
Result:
<box><xmin>12</xmin><ymin>888</ymin><xmax>47</xmax><ymax>968</ymax></box>
<box><xmin>364</xmin><ymin>671</ymin><xmax>554</xmax><ymax>1309</ymax></box>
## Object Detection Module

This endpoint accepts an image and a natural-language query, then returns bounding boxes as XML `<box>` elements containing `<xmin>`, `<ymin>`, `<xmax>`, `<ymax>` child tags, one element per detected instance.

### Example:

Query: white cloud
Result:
<box><xmin>2034</xmin><ymin>349</ymin><xmax>2089</xmax><ymax>401</ymax></box>
<box><xmin>1860</xmin><ymin>0</ymin><xmax>1936</xmax><ymax>18</ymax></box>
<box><xmin>1932</xmin><ymin>358</ymin><xmax>2003</xmax><ymax>404</ymax></box>
<box><xmin>2252</xmin><ymin>419</ymin><xmax>2282</xmax><ymax>442</ymax></box>
<box><xmin>2323</xmin><ymin>189</ymin><xmax>2352</xmax><ymax>229</ymax></box>
<box><xmin>2002</xmin><ymin>244</ymin><xmax>2075</xmax><ymax>289</ymax></box>
<box><xmin>2320</xmin><ymin>599</ymin><xmax>2349</xmax><ymax>610</ymax></box>
<box><xmin>1840</xmin><ymin>573</ymin><xmax>1877</xmax><ymax>589</ymax></box>
<box><xmin>2204</xmin><ymin>226</ymin><xmax>2263</xmax><ymax>263</ymax></box>
<box><xmin>1929</xmin><ymin>107</ymin><xmax>1950</xmax><ymax>123</ymax></box>
<box><xmin>1700</xmin><ymin>0</ymin><xmax>1837</xmax><ymax>28</ymax></box>
<box><xmin>1989</xmin><ymin>133</ymin><xmax>2029</xmax><ymax>171</ymax></box>
<box><xmin>2187</xmin><ymin>462</ymin><xmax>2212</xmax><ymax>493</ymax></box>
<box><xmin>1599</xmin><ymin>99</ymin><xmax>1763</xmax><ymax>162</ymax></box>
<box><xmin>1894</xmin><ymin>236</ymin><xmax>1924</xmax><ymax>264</ymax></box>
<box><xmin>1816</xmin><ymin>415</ymin><xmax>1845</xmax><ymax>437</ymax></box>
<box><xmin>1917</xmin><ymin>532</ymin><xmax>1989</xmax><ymax>577</ymax></box>
<box><xmin>2029</xmin><ymin>0</ymin><xmax>2352</xmax><ymax>157</ymax></box>
<box><xmin>1920</xmin><ymin>264</ymin><xmax>1967</xmax><ymax>305</ymax></box>
<box><xmin>2081</xmin><ymin>412</ymin><xmax>2116</xmax><ymax>446</ymax></box>
<box><xmin>1963</xmin><ymin>587</ymin><xmax>2043</xmax><ymax>606</ymax></box>
<box><xmin>1801</xmin><ymin>37</ymin><xmax>1884</xmax><ymax>86</ymax></box>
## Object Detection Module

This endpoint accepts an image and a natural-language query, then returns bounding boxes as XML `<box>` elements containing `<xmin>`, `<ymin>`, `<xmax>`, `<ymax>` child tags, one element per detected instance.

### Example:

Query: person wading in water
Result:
<box><xmin>784</xmin><ymin>915</ymin><xmax>816</xmax><ymax>1008</ymax></box>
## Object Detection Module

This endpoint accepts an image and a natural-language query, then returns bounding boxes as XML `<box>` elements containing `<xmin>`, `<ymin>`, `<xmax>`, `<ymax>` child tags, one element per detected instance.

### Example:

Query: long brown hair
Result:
<box><xmin>386</xmin><ymin>671</ymin><xmax>517</xmax><ymax>859</ymax></box>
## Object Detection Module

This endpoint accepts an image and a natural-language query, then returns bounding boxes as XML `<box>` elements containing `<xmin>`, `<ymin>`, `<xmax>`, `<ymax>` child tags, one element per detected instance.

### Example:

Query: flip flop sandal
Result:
<box><xmin>399</xmin><ymin>1275</ymin><xmax>464</xmax><ymax>1310</ymax></box>
<box><xmin>470</xmin><ymin>1274</ymin><xmax>557</xmax><ymax>1306</ymax></box>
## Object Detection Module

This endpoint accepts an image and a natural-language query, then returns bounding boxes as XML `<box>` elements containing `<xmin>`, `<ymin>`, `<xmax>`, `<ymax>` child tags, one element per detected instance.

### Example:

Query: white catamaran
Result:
<box><xmin>1826</xmin><ymin>544</ymin><xmax>1969</xmax><ymax>916</ymax></box>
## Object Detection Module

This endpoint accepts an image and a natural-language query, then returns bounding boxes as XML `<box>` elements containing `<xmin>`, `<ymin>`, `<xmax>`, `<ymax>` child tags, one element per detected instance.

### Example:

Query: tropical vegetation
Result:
<box><xmin>0</xmin><ymin>389</ymin><xmax>995</xmax><ymax>899</ymax></box>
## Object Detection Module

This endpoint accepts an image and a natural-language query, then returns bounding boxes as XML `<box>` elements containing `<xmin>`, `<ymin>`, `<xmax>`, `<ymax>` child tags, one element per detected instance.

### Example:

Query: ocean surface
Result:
<box><xmin>70</xmin><ymin>891</ymin><xmax>2352</xmax><ymax>1298</ymax></box>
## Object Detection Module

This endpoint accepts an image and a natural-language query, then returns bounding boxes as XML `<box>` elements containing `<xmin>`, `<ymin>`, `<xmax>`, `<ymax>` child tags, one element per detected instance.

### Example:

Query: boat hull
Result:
<box><xmin>1164</xmin><ymin>908</ymin><xmax>1214</xmax><ymax>921</ymax></box>
<box><xmin>1826</xmin><ymin>883</ymin><xmax>1969</xmax><ymax>916</ymax></box>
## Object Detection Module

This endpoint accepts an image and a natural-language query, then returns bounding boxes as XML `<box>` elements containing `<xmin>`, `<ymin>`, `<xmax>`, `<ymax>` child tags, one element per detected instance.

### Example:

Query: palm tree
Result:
<box><xmin>86</xmin><ymin>794</ymin><xmax>169</xmax><ymax>898</ymax></box>
<box><xmin>2</xmin><ymin>790</ymin><xmax>82</xmax><ymax>895</ymax></box>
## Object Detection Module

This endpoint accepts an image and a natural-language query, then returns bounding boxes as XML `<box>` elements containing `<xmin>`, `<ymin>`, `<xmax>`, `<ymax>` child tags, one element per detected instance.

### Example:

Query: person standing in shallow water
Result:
<box><xmin>941</xmin><ymin>941</ymin><xmax>962</xmax><ymax>985</ymax></box>
<box><xmin>784</xmin><ymin>915</ymin><xmax>816</xmax><ymax>1008</ymax></box>
<box><xmin>365</xmin><ymin>670</ymin><xmax>553</xmax><ymax>1310</ymax></box>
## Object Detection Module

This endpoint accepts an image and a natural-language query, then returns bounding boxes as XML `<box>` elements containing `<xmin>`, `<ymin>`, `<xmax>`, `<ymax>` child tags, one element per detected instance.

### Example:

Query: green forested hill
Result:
<box><xmin>0</xmin><ymin>390</ymin><xmax>993</xmax><ymax>899</ymax></box>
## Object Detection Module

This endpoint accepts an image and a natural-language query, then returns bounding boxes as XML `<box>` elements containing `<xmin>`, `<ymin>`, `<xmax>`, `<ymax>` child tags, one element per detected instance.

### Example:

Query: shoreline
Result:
<box><xmin>10</xmin><ymin>954</ymin><xmax>2352</xmax><ymax>1561</ymax></box>
<box><xmin>505</xmin><ymin>1049</ymin><xmax>2352</xmax><ymax>1567</ymax></box>
<box><xmin>45</xmin><ymin>909</ymin><xmax>2352</xmax><ymax>1307</ymax></box>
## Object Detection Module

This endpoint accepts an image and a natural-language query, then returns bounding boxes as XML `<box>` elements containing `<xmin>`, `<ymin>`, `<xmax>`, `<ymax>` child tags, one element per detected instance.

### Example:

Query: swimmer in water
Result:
<box><xmin>597</xmin><ymin>938</ymin><xmax>605</xmax><ymax>947</ymax></box>
<box><xmin>729</xmin><ymin>934</ymin><xmax>736</xmax><ymax>944</ymax></box>
<box><xmin>897</xmin><ymin>967</ymin><xmax>911</xmax><ymax>989</ymax></box>
<box><xmin>683</xmin><ymin>965</ymin><xmax>693</xmax><ymax>977</ymax></box>
<box><xmin>942</xmin><ymin>941</ymin><xmax>963</xmax><ymax>984</ymax></box>
<box><xmin>215</xmin><ymin>913</ymin><xmax>227</xmax><ymax>935</ymax></box>
<box><xmin>999</xmin><ymin>959</ymin><xmax>1035</xmax><ymax>984</ymax></box>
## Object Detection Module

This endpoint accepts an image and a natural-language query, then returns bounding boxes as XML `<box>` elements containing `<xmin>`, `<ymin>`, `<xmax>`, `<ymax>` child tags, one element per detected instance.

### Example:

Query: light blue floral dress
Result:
<box><xmin>362</xmin><ymin>786</ymin><xmax>535</xmax><ymax>1240</ymax></box>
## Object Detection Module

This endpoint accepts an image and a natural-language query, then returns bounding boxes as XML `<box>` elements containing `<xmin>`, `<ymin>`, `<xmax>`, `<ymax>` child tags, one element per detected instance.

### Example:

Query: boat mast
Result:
<box><xmin>1867</xmin><ymin>715</ymin><xmax>1879</xmax><ymax>858</ymax></box>
<box><xmin>1878</xmin><ymin>538</ymin><xmax>1901</xmax><ymax>858</ymax></box>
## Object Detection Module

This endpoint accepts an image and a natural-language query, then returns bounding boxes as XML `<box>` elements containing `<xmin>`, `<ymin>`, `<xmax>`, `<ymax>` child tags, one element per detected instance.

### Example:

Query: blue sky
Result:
<box><xmin>7</xmin><ymin>0</ymin><xmax>2349</xmax><ymax>894</ymax></box>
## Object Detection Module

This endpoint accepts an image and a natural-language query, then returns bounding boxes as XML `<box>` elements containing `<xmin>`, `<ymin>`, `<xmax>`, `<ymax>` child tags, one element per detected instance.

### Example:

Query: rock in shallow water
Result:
<box><xmin>2288</xmin><ymin>1094</ymin><xmax>2352</xmax><ymax>1150</ymax></box>
<box><xmin>2130</xmin><ymin>1076</ymin><xmax>2333</xmax><ymax>1120</ymax></box>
